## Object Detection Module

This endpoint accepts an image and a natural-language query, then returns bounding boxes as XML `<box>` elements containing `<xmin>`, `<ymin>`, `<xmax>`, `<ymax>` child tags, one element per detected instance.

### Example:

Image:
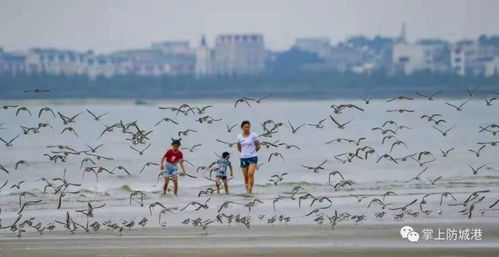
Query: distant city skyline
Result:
<box><xmin>1</xmin><ymin>0</ymin><xmax>499</xmax><ymax>53</ymax></box>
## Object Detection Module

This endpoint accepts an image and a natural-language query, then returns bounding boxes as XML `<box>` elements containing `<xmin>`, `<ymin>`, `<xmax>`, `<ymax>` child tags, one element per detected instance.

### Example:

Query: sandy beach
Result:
<box><xmin>1</xmin><ymin>223</ymin><xmax>499</xmax><ymax>257</ymax></box>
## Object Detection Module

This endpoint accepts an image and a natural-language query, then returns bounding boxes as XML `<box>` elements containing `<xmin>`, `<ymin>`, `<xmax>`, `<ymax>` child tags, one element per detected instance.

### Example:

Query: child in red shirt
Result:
<box><xmin>159</xmin><ymin>139</ymin><xmax>187</xmax><ymax>195</ymax></box>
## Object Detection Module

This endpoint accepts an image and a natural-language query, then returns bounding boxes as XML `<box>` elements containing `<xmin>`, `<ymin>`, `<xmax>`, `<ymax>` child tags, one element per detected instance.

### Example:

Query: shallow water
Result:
<box><xmin>0</xmin><ymin>98</ymin><xmax>498</xmax><ymax>232</ymax></box>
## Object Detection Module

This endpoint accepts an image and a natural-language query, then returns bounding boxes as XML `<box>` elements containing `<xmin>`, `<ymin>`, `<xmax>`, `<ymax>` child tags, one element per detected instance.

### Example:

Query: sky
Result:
<box><xmin>1</xmin><ymin>0</ymin><xmax>499</xmax><ymax>53</ymax></box>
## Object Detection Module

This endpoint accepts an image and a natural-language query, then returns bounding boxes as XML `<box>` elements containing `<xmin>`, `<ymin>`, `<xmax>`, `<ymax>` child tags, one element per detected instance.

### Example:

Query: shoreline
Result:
<box><xmin>1</xmin><ymin>224</ymin><xmax>498</xmax><ymax>257</ymax></box>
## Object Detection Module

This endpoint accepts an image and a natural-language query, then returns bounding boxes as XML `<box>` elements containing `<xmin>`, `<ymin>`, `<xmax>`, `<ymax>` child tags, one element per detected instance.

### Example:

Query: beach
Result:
<box><xmin>1</xmin><ymin>99</ymin><xmax>499</xmax><ymax>256</ymax></box>
<box><xmin>2</xmin><ymin>223</ymin><xmax>499</xmax><ymax>257</ymax></box>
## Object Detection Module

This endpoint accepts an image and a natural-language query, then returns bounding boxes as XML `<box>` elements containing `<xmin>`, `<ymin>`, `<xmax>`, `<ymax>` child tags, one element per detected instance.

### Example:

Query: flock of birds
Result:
<box><xmin>1</xmin><ymin>87</ymin><xmax>499</xmax><ymax>238</ymax></box>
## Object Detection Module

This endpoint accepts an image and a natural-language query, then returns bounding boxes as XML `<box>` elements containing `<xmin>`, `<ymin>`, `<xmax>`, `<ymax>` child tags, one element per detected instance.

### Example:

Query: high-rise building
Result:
<box><xmin>195</xmin><ymin>35</ymin><xmax>214</xmax><ymax>76</ymax></box>
<box><xmin>213</xmin><ymin>34</ymin><xmax>266</xmax><ymax>75</ymax></box>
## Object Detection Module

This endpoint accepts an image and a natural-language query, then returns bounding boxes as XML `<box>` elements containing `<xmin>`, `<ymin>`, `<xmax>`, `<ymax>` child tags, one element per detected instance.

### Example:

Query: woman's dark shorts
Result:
<box><xmin>240</xmin><ymin>156</ymin><xmax>258</xmax><ymax>168</ymax></box>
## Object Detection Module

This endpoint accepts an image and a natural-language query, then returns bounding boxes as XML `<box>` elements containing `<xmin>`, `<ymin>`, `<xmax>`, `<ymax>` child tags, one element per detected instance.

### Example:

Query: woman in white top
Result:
<box><xmin>237</xmin><ymin>120</ymin><xmax>261</xmax><ymax>194</ymax></box>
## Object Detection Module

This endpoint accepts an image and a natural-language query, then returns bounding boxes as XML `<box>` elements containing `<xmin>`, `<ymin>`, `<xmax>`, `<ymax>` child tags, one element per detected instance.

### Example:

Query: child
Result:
<box><xmin>159</xmin><ymin>138</ymin><xmax>187</xmax><ymax>195</ymax></box>
<box><xmin>208</xmin><ymin>152</ymin><xmax>233</xmax><ymax>194</ymax></box>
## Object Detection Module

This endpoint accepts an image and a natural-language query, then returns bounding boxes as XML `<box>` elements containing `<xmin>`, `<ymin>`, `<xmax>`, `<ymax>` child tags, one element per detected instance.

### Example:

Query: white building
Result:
<box><xmin>213</xmin><ymin>34</ymin><xmax>266</xmax><ymax>75</ymax></box>
<box><xmin>451</xmin><ymin>40</ymin><xmax>499</xmax><ymax>76</ymax></box>
<box><xmin>393</xmin><ymin>40</ymin><xmax>449</xmax><ymax>74</ymax></box>
<box><xmin>25</xmin><ymin>48</ymin><xmax>91</xmax><ymax>76</ymax></box>
<box><xmin>195</xmin><ymin>36</ymin><xmax>215</xmax><ymax>76</ymax></box>
<box><xmin>484</xmin><ymin>57</ymin><xmax>499</xmax><ymax>77</ymax></box>
<box><xmin>294</xmin><ymin>38</ymin><xmax>331</xmax><ymax>58</ymax></box>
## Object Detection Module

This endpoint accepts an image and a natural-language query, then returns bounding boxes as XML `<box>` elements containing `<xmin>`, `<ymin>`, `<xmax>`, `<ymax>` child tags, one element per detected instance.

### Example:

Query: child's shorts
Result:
<box><xmin>240</xmin><ymin>156</ymin><xmax>258</xmax><ymax>168</ymax></box>
<box><xmin>162</xmin><ymin>163</ymin><xmax>178</xmax><ymax>178</ymax></box>
<box><xmin>216</xmin><ymin>175</ymin><xmax>228</xmax><ymax>181</ymax></box>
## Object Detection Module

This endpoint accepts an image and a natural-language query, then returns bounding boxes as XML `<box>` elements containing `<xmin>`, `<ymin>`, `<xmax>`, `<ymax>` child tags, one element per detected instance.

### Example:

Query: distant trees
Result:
<box><xmin>478</xmin><ymin>35</ymin><xmax>499</xmax><ymax>46</ymax></box>
<box><xmin>266</xmin><ymin>48</ymin><xmax>322</xmax><ymax>74</ymax></box>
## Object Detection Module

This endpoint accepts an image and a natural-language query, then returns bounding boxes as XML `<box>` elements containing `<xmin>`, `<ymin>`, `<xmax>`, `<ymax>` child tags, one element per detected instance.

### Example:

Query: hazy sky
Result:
<box><xmin>1</xmin><ymin>0</ymin><xmax>499</xmax><ymax>53</ymax></box>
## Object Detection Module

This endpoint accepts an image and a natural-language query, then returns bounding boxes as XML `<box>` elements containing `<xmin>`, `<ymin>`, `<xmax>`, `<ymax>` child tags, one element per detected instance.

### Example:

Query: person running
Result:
<box><xmin>159</xmin><ymin>138</ymin><xmax>187</xmax><ymax>196</ymax></box>
<box><xmin>236</xmin><ymin>120</ymin><xmax>260</xmax><ymax>194</ymax></box>
<box><xmin>208</xmin><ymin>151</ymin><xmax>233</xmax><ymax>194</ymax></box>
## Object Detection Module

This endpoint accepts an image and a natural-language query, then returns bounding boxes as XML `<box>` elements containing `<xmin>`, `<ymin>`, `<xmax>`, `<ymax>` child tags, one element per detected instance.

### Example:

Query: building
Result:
<box><xmin>392</xmin><ymin>40</ymin><xmax>449</xmax><ymax>74</ymax></box>
<box><xmin>0</xmin><ymin>48</ymin><xmax>26</xmax><ymax>75</ymax></box>
<box><xmin>111</xmin><ymin>42</ymin><xmax>196</xmax><ymax>76</ymax></box>
<box><xmin>213</xmin><ymin>34</ymin><xmax>266</xmax><ymax>75</ymax></box>
<box><xmin>293</xmin><ymin>38</ymin><xmax>331</xmax><ymax>58</ymax></box>
<box><xmin>195</xmin><ymin>35</ymin><xmax>215</xmax><ymax>76</ymax></box>
<box><xmin>484</xmin><ymin>57</ymin><xmax>499</xmax><ymax>77</ymax></box>
<box><xmin>451</xmin><ymin>40</ymin><xmax>499</xmax><ymax>76</ymax></box>
<box><xmin>151</xmin><ymin>41</ymin><xmax>194</xmax><ymax>56</ymax></box>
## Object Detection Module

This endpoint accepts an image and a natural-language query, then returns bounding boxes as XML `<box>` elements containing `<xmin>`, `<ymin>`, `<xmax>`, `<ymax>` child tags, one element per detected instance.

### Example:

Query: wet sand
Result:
<box><xmin>1</xmin><ymin>223</ymin><xmax>498</xmax><ymax>257</ymax></box>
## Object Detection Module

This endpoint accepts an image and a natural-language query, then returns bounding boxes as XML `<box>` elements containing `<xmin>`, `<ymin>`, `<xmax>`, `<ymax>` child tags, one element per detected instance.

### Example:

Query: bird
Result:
<box><xmin>61</xmin><ymin>127</ymin><xmax>79</xmax><ymax>137</ymax></box>
<box><xmin>0</xmin><ymin>134</ymin><xmax>20</xmax><ymax>147</ymax></box>
<box><xmin>416</xmin><ymin>90</ymin><xmax>442</xmax><ymax>101</ymax></box>
<box><xmin>217</xmin><ymin>201</ymin><xmax>241</xmax><ymax>213</ymax></box>
<box><xmin>16</xmin><ymin>107</ymin><xmax>32</xmax><ymax>116</ymax></box>
<box><xmin>155</xmin><ymin>117</ymin><xmax>179</xmax><ymax>126</ymax></box>
<box><xmin>86</xmin><ymin>144</ymin><xmax>103</xmax><ymax>153</ymax></box>
<box><xmin>329</xmin><ymin>115</ymin><xmax>353</xmax><ymax>129</ymax></box>
<box><xmin>129</xmin><ymin>143</ymin><xmax>151</xmax><ymax>155</ymax></box>
<box><xmin>112</xmin><ymin>165</ymin><xmax>131</xmax><ymax>176</ymax></box>
<box><xmin>255</xmin><ymin>94</ymin><xmax>272</xmax><ymax>103</ymax></box>
<box><xmin>359</xmin><ymin>95</ymin><xmax>372</xmax><ymax>104</ymax></box>
<box><xmin>234</xmin><ymin>97</ymin><xmax>253</xmax><ymax>108</ymax></box>
<box><xmin>405</xmin><ymin>167</ymin><xmax>428</xmax><ymax>183</ymax></box>
<box><xmin>14</xmin><ymin>160</ymin><xmax>30</xmax><ymax>170</ymax></box>
<box><xmin>0</xmin><ymin>180</ymin><xmax>8</xmax><ymax>190</ymax></box>
<box><xmin>376</xmin><ymin>154</ymin><xmax>398</xmax><ymax>164</ymax></box>
<box><xmin>178</xmin><ymin>129</ymin><xmax>197</xmax><ymax>137</ymax></box>
<box><xmin>139</xmin><ymin>162</ymin><xmax>159</xmax><ymax>173</ymax></box>
<box><xmin>86</xmin><ymin>109</ymin><xmax>109</xmax><ymax>121</ymax></box>
<box><xmin>468</xmin><ymin>145</ymin><xmax>486</xmax><ymax>157</ymax></box>
<box><xmin>466</xmin><ymin>85</ymin><xmax>480</xmax><ymax>97</ymax></box>
<box><xmin>179</xmin><ymin>198</ymin><xmax>211</xmax><ymax>211</ymax></box>
<box><xmin>58</xmin><ymin>112</ymin><xmax>81</xmax><ymax>125</ymax></box>
<box><xmin>286</xmin><ymin>120</ymin><xmax>306</xmax><ymax>133</ymax></box>
<box><xmin>484</xmin><ymin>97</ymin><xmax>497</xmax><ymax>106</ymax></box>
<box><xmin>38</xmin><ymin>107</ymin><xmax>56</xmax><ymax>118</ymax></box>
<box><xmin>268</xmin><ymin>152</ymin><xmax>284</xmax><ymax>162</ymax></box>
<box><xmin>386</xmin><ymin>96</ymin><xmax>414</xmax><ymax>102</ymax></box>
<box><xmin>440</xmin><ymin>148</ymin><xmax>455</xmax><ymax>157</ymax></box>
<box><xmin>440</xmin><ymin>192</ymin><xmax>457</xmax><ymax>206</ymax></box>
<box><xmin>1</xmin><ymin>164</ymin><xmax>11</xmax><ymax>174</ymax></box>
<box><xmin>268</xmin><ymin>173</ymin><xmax>288</xmax><ymax>185</ymax></box>
<box><xmin>388</xmin><ymin>199</ymin><xmax>418</xmax><ymax>211</ymax></box>
<box><xmin>278</xmin><ymin>143</ymin><xmax>301</xmax><ymax>150</ymax></box>
<box><xmin>308</xmin><ymin>119</ymin><xmax>327</xmax><ymax>129</ymax></box>
<box><xmin>469</xmin><ymin>164</ymin><xmax>487</xmax><ymax>175</ymax></box>
<box><xmin>445</xmin><ymin>99</ymin><xmax>470</xmax><ymax>111</ymax></box>
<box><xmin>225</xmin><ymin>123</ymin><xmax>238</xmax><ymax>133</ymax></box>
<box><xmin>432</xmin><ymin>125</ymin><xmax>455</xmax><ymax>137</ymax></box>
<box><xmin>130</xmin><ymin>191</ymin><xmax>145</xmax><ymax>206</ymax></box>
<box><xmin>181</xmin><ymin>144</ymin><xmax>202</xmax><ymax>152</ymax></box>
<box><xmin>10</xmin><ymin>181</ymin><xmax>25</xmax><ymax>189</ymax></box>
<box><xmin>244</xmin><ymin>199</ymin><xmax>263</xmax><ymax>212</ymax></box>
<box><xmin>328</xmin><ymin>170</ymin><xmax>345</xmax><ymax>184</ymax></box>
<box><xmin>216</xmin><ymin>139</ymin><xmax>238</xmax><ymax>148</ymax></box>
<box><xmin>427</xmin><ymin>176</ymin><xmax>442</xmax><ymax>185</ymax></box>
<box><xmin>301</xmin><ymin>160</ymin><xmax>328</xmax><ymax>173</ymax></box>
<box><xmin>386</xmin><ymin>109</ymin><xmax>414</xmax><ymax>113</ymax></box>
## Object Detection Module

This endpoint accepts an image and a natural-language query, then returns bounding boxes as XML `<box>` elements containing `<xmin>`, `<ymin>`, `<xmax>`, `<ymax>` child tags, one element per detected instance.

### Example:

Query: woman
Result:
<box><xmin>236</xmin><ymin>120</ymin><xmax>261</xmax><ymax>194</ymax></box>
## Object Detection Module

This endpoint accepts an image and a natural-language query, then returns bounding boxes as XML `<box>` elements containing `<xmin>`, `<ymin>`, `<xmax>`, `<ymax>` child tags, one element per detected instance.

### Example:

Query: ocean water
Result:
<box><xmin>0</xmin><ymin>98</ymin><xmax>498</xmax><ymax>232</ymax></box>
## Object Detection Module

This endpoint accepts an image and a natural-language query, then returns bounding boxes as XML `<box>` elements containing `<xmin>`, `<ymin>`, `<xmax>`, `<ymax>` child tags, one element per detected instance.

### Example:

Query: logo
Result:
<box><xmin>400</xmin><ymin>226</ymin><xmax>419</xmax><ymax>242</ymax></box>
